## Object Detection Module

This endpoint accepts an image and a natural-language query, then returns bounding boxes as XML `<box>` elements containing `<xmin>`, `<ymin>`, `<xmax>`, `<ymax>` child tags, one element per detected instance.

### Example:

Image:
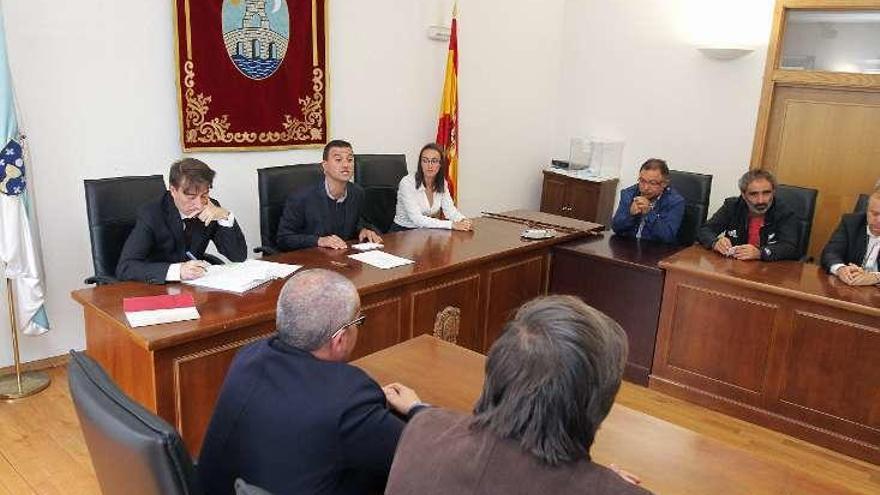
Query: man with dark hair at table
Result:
<box><xmin>276</xmin><ymin>139</ymin><xmax>383</xmax><ymax>251</ymax></box>
<box><xmin>820</xmin><ymin>186</ymin><xmax>880</xmax><ymax>286</ymax></box>
<box><xmin>697</xmin><ymin>169</ymin><xmax>799</xmax><ymax>261</ymax></box>
<box><xmin>116</xmin><ymin>158</ymin><xmax>246</xmax><ymax>284</ymax></box>
<box><xmin>198</xmin><ymin>269</ymin><xmax>425</xmax><ymax>495</ymax></box>
<box><xmin>611</xmin><ymin>158</ymin><xmax>685</xmax><ymax>244</ymax></box>
<box><xmin>384</xmin><ymin>295</ymin><xmax>649</xmax><ymax>495</ymax></box>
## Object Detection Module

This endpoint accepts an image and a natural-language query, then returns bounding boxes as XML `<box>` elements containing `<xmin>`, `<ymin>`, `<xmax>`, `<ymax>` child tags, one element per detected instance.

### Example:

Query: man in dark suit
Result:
<box><xmin>820</xmin><ymin>188</ymin><xmax>880</xmax><ymax>286</ymax></box>
<box><xmin>116</xmin><ymin>158</ymin><xmax>246</xmax><ymax>283</ymax></box>
<box><xmin>198</xmin><ymin>269</ymin><xmax>425</xmax><ymax>495</ymax></box>
<box><xmin>697</xmin><ymin>169</ymin><xmax>799</xmax><ymax>261</ymax></box>
<box><xmin>276</xmin><ymin>139</ymin><xmax>382</xmax><ymax>251</ymax></box>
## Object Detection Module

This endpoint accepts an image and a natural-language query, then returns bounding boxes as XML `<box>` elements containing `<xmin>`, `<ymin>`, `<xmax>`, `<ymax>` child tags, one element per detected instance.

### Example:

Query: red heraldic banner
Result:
<box><xmin>174</xmin><ymin>0</ymin><xmax>328</xmax><ymax>151</ymax></box>
<box><xmin>436</xmin><ymin>8</ymin><xmax>459</xmax><ymax>201</ymax></box>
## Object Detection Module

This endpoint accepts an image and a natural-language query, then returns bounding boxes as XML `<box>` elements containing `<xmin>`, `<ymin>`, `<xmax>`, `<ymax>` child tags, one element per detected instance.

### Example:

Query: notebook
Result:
<box><xmin>183</xmin><ymin>259</ymin><xmax>301</xmax><ymax>293</ymax></box>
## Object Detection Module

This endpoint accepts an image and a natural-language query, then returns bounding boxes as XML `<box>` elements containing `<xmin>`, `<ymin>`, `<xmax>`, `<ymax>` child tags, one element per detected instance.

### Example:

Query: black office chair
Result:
<box><xmin>668</xmin><ymin>170</ymin><xmax>713</xmax><ymax>246</ymax></box>
<box><xmin>853</xmin><ymin>193</ymin><xmax>869</xmax><ymax>213</ymax></box>
<box><xmin>255</xmin><ymin>163</ymin><xmax>324</xmax><ymax>254</ymax></box>
<box><xmin>68</xmin><ymin>350</ymin><xmax>201</xmax><ymax>495</ymax></box>
<box><xmin>775</xmin><ymin>184</ymin><xmax>818</xmax><ymax>261</ymax></box>
<box><xmin>84</xmin><ymin>175</ymin><xmax>167</xmax><ymax>285</ymax></box>
<box><xmin>354</xmin><ymin>154</ymin><xmax>408</xmax><ymax>233</ymax></box>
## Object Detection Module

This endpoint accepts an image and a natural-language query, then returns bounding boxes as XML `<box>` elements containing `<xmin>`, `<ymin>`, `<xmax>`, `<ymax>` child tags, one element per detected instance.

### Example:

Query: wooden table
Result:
<box><xmin>651</xmin><ymin>245</ymin><xmax>880</xmax><ymax>464</ymax></box>
<box><xmin>355</xmin><ymin>335</ymin><xmax>863</xmax><ymax>495</ymax></box>
<box><xmin>71</xmin><ymin>213</ymin><xmax>600</xmax><ymax>455</ymax></box>
<box><xmin>550</xmin><ymin>234</ymin><xmax>686</xmax><ymax>385</ymax></box>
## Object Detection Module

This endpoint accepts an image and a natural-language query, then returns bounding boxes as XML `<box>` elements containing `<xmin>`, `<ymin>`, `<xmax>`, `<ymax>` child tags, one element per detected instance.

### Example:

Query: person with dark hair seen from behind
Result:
<box><xmin>820</xmin><ymin>185</ymin><xmax>880</xmax><ymax>286</ymax></box>
<box><xmin>116</xmin><ymin>158</ymin><xmax>246</xmax><ymax>284</ymax></box>
<box><xmin>198</xmin><ymin>269</ymin><xmax>426</xmax><ymax>495</ymax></box>
<box><xmin>384</xmin><ymin>295</ymin><xmax>652</xmax><ymax>495</ymax></box>
<box><xmin>275</xmin><ymin>139</ymin><xmax>383</xmax><ymax>251</ymax></box>
<box><xmin>696</xmin><ymin>169</ymin><xmax>799</xmax><ymax>261</ymax></box>
<box><xmin>611</xmin><ymin>158</ymin><xmax>684</xmax><ymax>244</ymax></box>
<box><xmin>390</xmin><ymin>142</ymin><xmax>472</xmax><ymax>231</ymax></box>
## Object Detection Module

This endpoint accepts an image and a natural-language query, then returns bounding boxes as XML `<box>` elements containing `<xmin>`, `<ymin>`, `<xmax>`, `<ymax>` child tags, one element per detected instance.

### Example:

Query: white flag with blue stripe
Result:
<box><xmin>0</xmin><ymin>9</ymin><xmax>49</xmax><ymax>336</ymax></box>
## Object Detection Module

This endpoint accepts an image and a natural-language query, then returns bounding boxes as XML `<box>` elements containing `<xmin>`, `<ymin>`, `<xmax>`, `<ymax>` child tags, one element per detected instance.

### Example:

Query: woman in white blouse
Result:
<box><xmin>391</xmin><ymin>143</ymin><xmax>473</xmax><ymax>231</ymax></box>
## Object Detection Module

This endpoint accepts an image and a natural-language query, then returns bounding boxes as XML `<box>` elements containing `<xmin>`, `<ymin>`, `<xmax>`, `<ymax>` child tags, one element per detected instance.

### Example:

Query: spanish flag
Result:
<box><xmin>436</xmin><ymin>4</ymin><xmax>459</xmax><ymax>201</ymax></box>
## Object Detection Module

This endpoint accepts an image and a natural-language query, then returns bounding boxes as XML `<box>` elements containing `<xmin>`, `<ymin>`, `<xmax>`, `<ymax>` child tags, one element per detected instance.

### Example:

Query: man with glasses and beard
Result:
<box><xmin>198</xmin><ymin>269</ymin><xmax>425</xmax><ymax>495</ymax></box>
<box><xmin>697</xmin><ymin>170</ymin><xmax>799</xmax><ymax>261</ymax></box>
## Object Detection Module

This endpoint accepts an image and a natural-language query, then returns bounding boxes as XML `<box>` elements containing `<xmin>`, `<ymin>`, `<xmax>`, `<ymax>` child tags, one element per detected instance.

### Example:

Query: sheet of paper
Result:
<box><xmin>126</xmin><ymin>307</ymin><xmax>200</xmax><ymax>328</ymax></box>
<box><xmin>351</xmin><ymin>242</ymin><xmax>384</xmax><ymax>251</ymax></box>
<box><xmin>348</xmin><ymin>250</ymin><xmax>415</xmax><ymax>270</ymax></box>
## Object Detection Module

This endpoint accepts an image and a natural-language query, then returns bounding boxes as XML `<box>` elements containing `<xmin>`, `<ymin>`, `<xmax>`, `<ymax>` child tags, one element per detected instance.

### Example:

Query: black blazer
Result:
<box><xmin>820</xmin><ymin>213</ymin><xmax>870</xmax><ymax>272</ymax></box>
<box><xmin>276</xmin><ymin>180</ymin><xmax>373</xmax><ymax>251</ymax></box>
<box><xmin>116</xmin><ymin>192</ymin><xmax>247</xmax><ymax>283</ymax></box>
<box><xmin>696</xmin><ymin>196</ymin><xmax>800</xmax><ymax>261</ymax></box>
<box><xmin>197</xmin><ymin>337</ymin><xmax>410</xmax><ymax>495</ymax></box>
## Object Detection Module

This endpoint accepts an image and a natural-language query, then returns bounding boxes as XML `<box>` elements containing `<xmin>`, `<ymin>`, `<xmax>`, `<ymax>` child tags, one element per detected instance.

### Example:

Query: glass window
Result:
<box><xmin>780</xmin><ymin>10</ymin><xmax>880</xmax><ymax>74</ymax></box>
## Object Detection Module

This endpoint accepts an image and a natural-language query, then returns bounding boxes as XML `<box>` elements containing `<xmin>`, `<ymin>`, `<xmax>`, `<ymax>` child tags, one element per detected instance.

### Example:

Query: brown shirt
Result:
<box><xmin>385</xmin><ymin>408</ymin><xmax>652</xmax><ymax>495</ymax></box>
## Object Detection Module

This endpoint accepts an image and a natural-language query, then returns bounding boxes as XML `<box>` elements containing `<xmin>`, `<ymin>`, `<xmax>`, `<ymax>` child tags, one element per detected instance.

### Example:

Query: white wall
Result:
<box><xmin>0</xmin><ymin>0</ymin><xmax>567</xmax><ymax>366</ymax></box>
<box><xmin>554</xmin><ymin>0</ymin><xmax>775</xmax><ymax>212</ymax></box>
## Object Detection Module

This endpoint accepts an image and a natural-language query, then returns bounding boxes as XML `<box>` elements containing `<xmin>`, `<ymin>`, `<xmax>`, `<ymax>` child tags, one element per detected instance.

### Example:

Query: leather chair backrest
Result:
<box><xmin>67</xmin><ymin>350</ymin><xmax>200</xmax><ymax>495</ymax></box>
<box><xmin>354</xmin><ymin>154</ymin><xmax>408</xmax><ymax>188</ymax></box>
<box><xmin>83</xmin><ymin>175</ymin><xmax>167</xmax><ymax>283</ymax></box>
<box><xmin>668</xmin><ymin>170</ymin><xmax>713</xmax><ymax>246</ymax></box>
<box><xmin>362</xmin><ymin>186</ymin><xmax>399</xmax><ymax>233</ymax></box>
<box><xmin>775</xmin><ymin>183</ymin><xmax>818</xmax><ymax>260</ymax></box>
<box><xmin>257</xmin><ymin>163</ymin><xmax>323</xmax><ymax>251</ymax></box>
<box><xmin>853</xmin><ymin>193</ymin><xmax>869</xmax><ymax>213</ymax></box>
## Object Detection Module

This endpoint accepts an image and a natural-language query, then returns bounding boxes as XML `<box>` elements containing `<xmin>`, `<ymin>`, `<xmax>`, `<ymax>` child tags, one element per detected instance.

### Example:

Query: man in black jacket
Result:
<box><xmin>116</xmin><ymin>158</ymin><xmax>247</xmax><ymax>283</ymax></box>
<box><xmin>198</xmin><ymin>269</ymin><xmax>425</xmax><ymax>495</ymax></box>
<box><xmin>276</xmin><ymin>139</ymin><xmax>382</xmax><ymax>251</ymax></box>
<box><xmin>697</xmin><ymin>170</ymin><xmax>799</xmax><ymax>262</ymax></box>
<box><xmin>820</xmin><ymin>188</ymin><xmax>880</xmax><ymax>286</ymax></box>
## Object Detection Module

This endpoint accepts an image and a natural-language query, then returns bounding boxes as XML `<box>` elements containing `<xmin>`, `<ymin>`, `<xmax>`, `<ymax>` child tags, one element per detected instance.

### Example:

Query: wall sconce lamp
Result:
<box><xmin>697</xmin><ymin>45</ymin><xmax>755</xmax><ymax>60</ymax></box>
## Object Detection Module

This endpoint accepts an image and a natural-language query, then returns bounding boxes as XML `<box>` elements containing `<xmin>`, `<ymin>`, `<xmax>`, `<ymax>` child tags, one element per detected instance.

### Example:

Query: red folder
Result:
<box><xmin>123</xmin><ymin>293</ymin><xmax>196</xmax><ymax>313</ymax></box>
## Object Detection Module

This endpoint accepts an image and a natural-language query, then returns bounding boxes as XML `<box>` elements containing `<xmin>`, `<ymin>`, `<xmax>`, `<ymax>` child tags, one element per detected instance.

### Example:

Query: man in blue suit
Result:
<box><xmin>611</xmin><ymin>158</ymin><xmax>685</xmax><ymax>244</ymax></box>
<box><xmin>276</xmin><ymin>139</ymin><xmax>383</xmax><ymax>251</ymax></box>
<box><xmin>198</xmin><ymin>269</ymin><xmax>425</xmax><ymax>495</ymax></box>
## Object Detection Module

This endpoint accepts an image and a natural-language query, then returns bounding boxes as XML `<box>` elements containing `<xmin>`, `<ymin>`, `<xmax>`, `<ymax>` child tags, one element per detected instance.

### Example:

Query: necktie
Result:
<box><xmin>183</xmin><ymin>217</ymin><xmax>200</xmax><ymax>250</ymax></box>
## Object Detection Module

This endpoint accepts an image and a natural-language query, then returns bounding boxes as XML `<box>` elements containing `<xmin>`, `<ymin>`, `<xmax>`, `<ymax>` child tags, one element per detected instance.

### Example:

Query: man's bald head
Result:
<box><xmin>276</xmin><ymin>269</ymin><xmax>359</xmax><ymax>351</ymax></box>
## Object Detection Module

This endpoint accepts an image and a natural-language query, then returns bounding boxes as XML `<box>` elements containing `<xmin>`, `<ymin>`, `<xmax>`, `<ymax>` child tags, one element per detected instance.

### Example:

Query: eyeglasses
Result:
<box><xmin>329</xmin><ymin>314</ymin><xmax>366</xmax><ymax>341</ymax></box>
<box><xmin>421</xmin><ymin>157</ymin><xmax>441</xmax><ymax>165</ymax></box>
<box><xmin>638</xmin><ymin>177</ymin><xmax>666</xmax><ymax>187</ymax></box>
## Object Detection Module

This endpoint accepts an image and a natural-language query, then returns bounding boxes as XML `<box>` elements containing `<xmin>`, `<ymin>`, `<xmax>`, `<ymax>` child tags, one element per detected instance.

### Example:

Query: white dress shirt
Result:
<box><xmin>393</xmin><ymin>174</ymin><xmax>465</xmax><ymax>229</ymax></box>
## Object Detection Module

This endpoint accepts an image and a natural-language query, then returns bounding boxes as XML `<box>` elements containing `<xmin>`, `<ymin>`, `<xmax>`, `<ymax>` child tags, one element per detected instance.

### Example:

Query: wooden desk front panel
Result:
<box><xmin>652</xmin><ymin>268</ymin><xmax>880</xmax><ymax>463</ymax></box>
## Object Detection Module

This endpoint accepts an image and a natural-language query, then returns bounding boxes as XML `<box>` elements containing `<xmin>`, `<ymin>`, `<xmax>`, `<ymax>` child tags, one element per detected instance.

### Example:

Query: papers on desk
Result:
<box><xmin>183</xmin><ymin>259</ymin><xmax>301</xmax><ymax>293</ymax></box>
<box><xmin>124</xmin><ymin>293</ymin><xmax>200</xmax><ymax>328</ymax></box>
<box><xmin>351</xmin><ymin>242</ymin><xmax>384</xmax><ymax>251</ymax></box>
<box><xmin>349</xmin><ymin>250</ymin><xmax>414</xmax><ymax>270</ymax></box>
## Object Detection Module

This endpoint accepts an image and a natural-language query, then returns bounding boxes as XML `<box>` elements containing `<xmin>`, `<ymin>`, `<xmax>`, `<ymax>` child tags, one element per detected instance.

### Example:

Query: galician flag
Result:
<box><xmin>436</xmin><ymin>3</ymin><xmax>459</xmax><ymax>201</ymax></box>
<box><xmin>0</xmin><ymin>9</ymin><xmax>50</xmax><ymax>336</ymax></box>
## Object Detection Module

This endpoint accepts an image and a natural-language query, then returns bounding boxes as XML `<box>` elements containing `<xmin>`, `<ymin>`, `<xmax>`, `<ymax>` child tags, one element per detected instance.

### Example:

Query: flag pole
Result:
<box><xmin>0</xmin><ymin>278</ymin><xmax>50</xmax><ymax>400</ymax></box>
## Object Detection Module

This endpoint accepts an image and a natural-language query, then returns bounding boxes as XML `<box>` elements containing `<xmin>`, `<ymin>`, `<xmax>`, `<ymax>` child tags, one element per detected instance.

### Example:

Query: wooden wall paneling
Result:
<box><xmin>776</xmin><ymin>309</ymin><xmax>880</xmax><ymax>438</ymax></box>
<box><xmin>409</xmin><ymin>274</ymin><xmax>482</xmax><ymax>351</ymax></box>
<box><xmin>663</xmin><ymin>282</ymin><xmax>780</xmax><ymax>403</ymax></box>
<box><xmin>350</xmin><ymin>292</ymin><xmax>406</xmax><ymax>360</ymax></box>
<box><xmin>481</xmin><ymin>254</ymin><xmax>547</xmax><ymax>351</ymax></box>
<box><xmin>83</xmin><ymin>308</ymin><xmax>156</xmax><ymax>410</ymax></box>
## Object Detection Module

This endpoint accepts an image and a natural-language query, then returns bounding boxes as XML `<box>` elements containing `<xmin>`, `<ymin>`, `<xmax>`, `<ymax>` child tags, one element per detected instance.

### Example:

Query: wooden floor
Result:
<box><xmin>1</xmin><ymin>364</ymin><xmax>878</xmax><ymax>495</ymax></box>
